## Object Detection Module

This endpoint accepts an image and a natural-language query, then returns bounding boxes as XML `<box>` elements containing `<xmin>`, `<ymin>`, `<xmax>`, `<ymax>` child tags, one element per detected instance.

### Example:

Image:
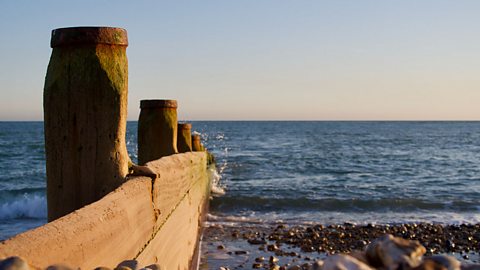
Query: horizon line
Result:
<box><xmin>1</xmin><ymin>119</ymin><xmax>480</xmax><ymax>122</ymax></box>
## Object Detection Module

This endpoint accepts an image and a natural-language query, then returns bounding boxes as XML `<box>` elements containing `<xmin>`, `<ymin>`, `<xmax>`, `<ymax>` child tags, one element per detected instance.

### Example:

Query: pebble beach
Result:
<box><xmin>201</xmin><ymin>222</ymin><xmax>480</xmax><ymax>269</ymax></box>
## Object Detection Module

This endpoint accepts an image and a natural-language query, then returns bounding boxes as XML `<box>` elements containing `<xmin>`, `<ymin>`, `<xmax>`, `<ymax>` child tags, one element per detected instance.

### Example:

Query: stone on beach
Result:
<box><xmin>423</xmin><ymin>255</ymin><xmax>462</xmax><ymax>270</ymax></box>
<box><xmin>116</xmin><ymin>260</ymin><xmax>138</xmax><ymax>270</ymax></box>
<box><xmin>413</xmin><ymin>259</ymin><xmax>448</xmax><ymax>270</ymax></box>
<box><xmin>323</xmin><ymin>254</ymin><xmax>374</xmax><ymax>270</ymax></box>
<box><xmin>270</xmin><ymin>256</ymin><xmax>279</xmax><ymax>263</ymax></box>
<box><xmin>114</xmin><ymin>266</ymin><xmax>132</xmax><ymax>270</ymax></box>
<box><xmin>141</xmin><ymin>264</ymin><xmax>162</xmax><ymax>270</ymax></box>
<box><xmin>255</xmin><ymin>257</ymin><xmax>265</xmax><ymax>262</ymax></box>
<box><xmin>46</xmin><ymin>265</ymin><xmax>73</xmax><ymax>270</ymax></box>
<box><xmin>0</xmin><ymin>257</ymin><xmax>30</xmax><ymax>270</ymax></box>
<box><xmin>366</xmin><ymin>234</ymin><xmax>426</xmax><ymax>270</ymax></box>
<box><xmin>309</xmin><ymin>260</ymin><xmax>324</xmax><ymax>270</ymax></box>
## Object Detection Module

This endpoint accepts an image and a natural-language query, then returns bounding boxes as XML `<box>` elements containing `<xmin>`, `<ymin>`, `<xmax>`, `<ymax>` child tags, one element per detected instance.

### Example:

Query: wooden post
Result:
<box><xmin>138</xmin><ymin>100</ymin><xmax>178</xmax><ymax>164</ymax></box>
<box><xmin>177</xmin><ymin>123</ymin><xmax>192</xmax><ymax>153</ymax></box>
<box><xmin>44</xmin><ymin>27</ymin><xmax>130</xmax><ymax>221</ymax></box>
<box><xmin>191</xmin><ymin>134</ymin><xmax>204</xmax><ymax>152</ymax></box>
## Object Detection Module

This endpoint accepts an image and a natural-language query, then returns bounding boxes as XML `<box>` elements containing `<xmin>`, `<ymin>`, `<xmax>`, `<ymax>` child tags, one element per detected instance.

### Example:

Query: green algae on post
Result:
<box><xmin>44</xmin><ymin>27</ymin><xmax>130</xmax><ymax>222</ymax></box>
<box><xmin>177</xmin><ymin>123</ymin><xmax>193</xmax><ymax>153</ymax></box>
<box><xmin>191</xmin><ymin>134</ymin><xmax>216</xmax><ymax>165</ymax></box>
<box><xmin>192</xmin><ymin>134</ymin><xmax>204</xmax><ymax>152</ymax></box>
<box><xmin>138</xmin><ymin>99</ymin><xmax>179</xmax><ymax>165</ymax></box>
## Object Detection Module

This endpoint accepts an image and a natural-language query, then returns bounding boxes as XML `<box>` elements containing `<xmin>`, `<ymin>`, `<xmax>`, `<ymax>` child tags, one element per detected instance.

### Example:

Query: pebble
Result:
<box><xmin>249</xmin><ymin>239</ymin><xmax>267</xmax><ymax>245</ymax></box>
<box><xmin>323</xmin><ymin>254</ymin><xmax>374</xmax><ymax>270</ymax></box>
<box><xmin>252</xmin><ymin>263</ymin><xmax>262</xmax><ymax>269</ymax></box>
<box><xmin>46</xmin><ymin>265</ymin><xmax>73</xmax><ymax>270</ymax></box>
<box><xmin>310</xmin><ymin>260</ymin><xmax>323</xmax><ymax>270</ymax></box>
<box><xmin>231</xmin><ymin>231</ymin><xmax>240</xmax><ymax>238</ymax></box>
<box><xmin>413</xmin><ymin>259</ymin><xmax>448</xmax><ymax>270</ymax></box>
<box><xmin>0</xmin><ymin>257</ymin><xmax>30</xmax><ymax>270</ymax></box>
<box><xmin>255</xmin><ymin>257</ymin><xmax>265</xmax><ymax>262</ymax></box>
<box><xmin>267</xmin><ymin>244</ymin><xmax>279</xmax><ymax>251</ymax></box>
<box><xmin>270</xmin><ymin>256</ymin><xmax>279</xmax><ymax>263</ymax></box>
<box><xmin>424</xmin><ymin>255</ymin><xmax>461</xmax><ymax>270</ymax></box>
<box><xmin>114</xmin><ymin>267</ymin><xmax>132</xmax><ymax>270</ymax></box>
<box><xmin>144</xmin><ymin>264</ymin><xmax>161</xmax><ymax>270</ymax></box>
<box><xmin>365</xmin><ymin>234</ymin><xmax>425</xmax><ymax>270</ymax></box>
<box><xmin>116</xmin><ymin>260</ymin><xmax>139</xmax><ymax>270</ymax></box>
<box><xmin>461</xmin><ymin>265</ymin><xmax>480</xmax><ymax>270</ymax></box>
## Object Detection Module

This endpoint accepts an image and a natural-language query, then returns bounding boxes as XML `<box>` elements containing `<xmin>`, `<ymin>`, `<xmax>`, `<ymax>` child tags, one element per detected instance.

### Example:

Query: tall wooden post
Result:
<box><xmin>138</xmin><ymin>100</ymin><xmax>178</xmax><ymax>164</ymax></box>
<box><xmin>44</xmin><ymin>27</ymin><xmax>130</xmax><ymax>221</ymax></box>
<box><xmin>191</xmin><ymin>134</ymin><xmax>204</xmax><ymax>152</ymax></box>
<box><xmin>177</xmin><ymin>123</ymin><xmax>192</xmax><ymax>153</ymax></box>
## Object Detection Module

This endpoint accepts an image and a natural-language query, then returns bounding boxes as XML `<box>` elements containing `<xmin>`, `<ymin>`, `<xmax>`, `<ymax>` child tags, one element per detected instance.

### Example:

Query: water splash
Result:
<box><xmin>0</xmin><ymin>194</ymin><xmax>47</xmax><ymax>220</ymax></box>
<box><xmin>209</xmin><ymin>165</ymin><xmax>226</xmax><ymax>196</ymax></box>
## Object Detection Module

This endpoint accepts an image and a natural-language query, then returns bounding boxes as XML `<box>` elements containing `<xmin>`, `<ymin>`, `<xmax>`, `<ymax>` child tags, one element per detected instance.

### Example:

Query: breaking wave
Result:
<box><xmin>0</xmin><ymin>193</ymin><xmax>47</xmax><ymax>220</ymax></box>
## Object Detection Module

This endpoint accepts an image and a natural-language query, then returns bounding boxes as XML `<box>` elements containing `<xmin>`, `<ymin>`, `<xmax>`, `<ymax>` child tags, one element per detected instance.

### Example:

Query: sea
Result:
<box><xmin>1</xmin><ymin>121</ymin><xmax>480</xmax><ymax>241</ymax></box>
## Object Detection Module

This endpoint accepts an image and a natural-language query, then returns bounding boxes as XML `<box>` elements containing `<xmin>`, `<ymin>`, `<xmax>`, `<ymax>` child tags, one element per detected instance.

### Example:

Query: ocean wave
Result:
<box><xmin>207</xmin><ymin>210</ymin><xmax>480</xmax><ymax>226</ymax></box>
<box><xmin>207</xmin><ymin>213</ymin><xmax>263</xmax><ymax>224</ymax></box>
<box><xmin>210</xmin><ymin>196</ymin><xmax>479</xmax><ymax>212</ymax></box>
<box><xmin>0</xmin><ymin>194</ymin><xmax>47</xmax><ymax>220</ymax></box>
<box><xmin>0</xmin><ymin>187</ymin><xmax>45</xmax><ymax>195</ymax></box>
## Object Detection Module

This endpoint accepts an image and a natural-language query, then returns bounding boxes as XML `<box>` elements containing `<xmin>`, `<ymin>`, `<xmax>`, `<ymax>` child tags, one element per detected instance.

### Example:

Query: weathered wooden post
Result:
<box><xmin>177</xmin><ymin>123</ymin><xmax>193</xmax><ymax>153</ymax></box>
<box><xmin>138</xmin><ymin>100</ymin><xmax>178</xmax><ymax>164</ymax></box>
<box><xmin>192</xmin><ymin>134</ymin><xmax>216</xmax><ymax>165</ymax></box>
<box><xmin>191</xmin><ymin>134</ymin><xmax>204</xmax><ymax>152</ymax></box>
<box><xmin>44</xmin><ymin>27</ymin><xmax>130</xmax><ymax>221</ymax></box>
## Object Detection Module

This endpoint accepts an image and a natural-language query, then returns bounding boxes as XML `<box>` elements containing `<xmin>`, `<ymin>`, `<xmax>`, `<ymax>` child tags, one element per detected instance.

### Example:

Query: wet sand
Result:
<box><xmin>200</xmin><ymin>223</ymin><xmax>480</xmax><ymax>269</ymax></box>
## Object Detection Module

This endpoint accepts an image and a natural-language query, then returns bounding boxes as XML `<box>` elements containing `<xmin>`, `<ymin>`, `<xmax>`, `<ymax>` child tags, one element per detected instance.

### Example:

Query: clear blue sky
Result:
<box><xmin>1</xmin><ymin>1</ymin><xmax>479</xmax><ymax>121</ymax></box>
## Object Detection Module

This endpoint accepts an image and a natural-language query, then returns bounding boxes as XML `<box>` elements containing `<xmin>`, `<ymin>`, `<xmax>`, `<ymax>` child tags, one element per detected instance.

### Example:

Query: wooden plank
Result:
<box><xmin>145</xmin><ymin>152</ymin><xmax>207</xmax><ymax>231</ymax></box>
<box><xmin>135</xmin><ymin>172</ymin><xmax>210</xmax><ymax>269</ymax></box>
<box><xmin>0</xmin><ymin>152</ymin><xmax>210</xmax><ymax>269</ymax></box>
<box><xmin>0</xmin><ymin>177</ymin><xmax>155</xmax><ymax>269</ymax></box>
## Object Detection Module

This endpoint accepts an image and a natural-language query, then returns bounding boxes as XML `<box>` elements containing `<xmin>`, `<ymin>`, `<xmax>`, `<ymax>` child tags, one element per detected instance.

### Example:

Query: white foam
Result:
<box><xmin>211</xmin><ymin>185</ymin><xmax>226</xmax><ymax>196</ymax></box>
<box><xmin>206</xmin><ymin>213</ymin><xmax>263</xmax><ymax>226</ymax></box>
<box><xmin>207</xmin><ymin>210</ymin><xmax>480</xmax><ymax>227</ymax></box>
<box><xmin>208</xmin><ymin>166</ymin><xmax>226</xmax><ymax>196</ymax></box>
<box><xmin>0</xmin><ymin>194</ymin><xmax>47</xmax><ymax>220</ymax></box>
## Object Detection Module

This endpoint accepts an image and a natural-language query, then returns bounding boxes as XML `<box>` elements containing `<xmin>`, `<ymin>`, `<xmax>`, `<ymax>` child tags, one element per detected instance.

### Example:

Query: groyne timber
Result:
<box><xmin>0</xmin><ymin>26</ymin><xmax>212</xmax><ymax>269</ymax></box>
<box><xmin>0</xmin><ymin>153</ymin><xmax>210</xmax><ymax>269</ymax></box>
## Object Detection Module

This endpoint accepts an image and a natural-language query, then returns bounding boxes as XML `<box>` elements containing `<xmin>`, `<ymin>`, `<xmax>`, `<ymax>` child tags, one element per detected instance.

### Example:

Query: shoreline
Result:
<box><xmin>200</xmin><ymin>222</ymin><xmax>480</xmax><ymax>269</ymax></box>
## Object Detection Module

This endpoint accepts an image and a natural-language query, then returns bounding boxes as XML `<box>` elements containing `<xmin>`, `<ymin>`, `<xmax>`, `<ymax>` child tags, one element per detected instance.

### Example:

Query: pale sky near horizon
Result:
<box><xmin>0</xmin><ymin>1</ymin><xmax>479</xmax><ymax>121</ymax></box>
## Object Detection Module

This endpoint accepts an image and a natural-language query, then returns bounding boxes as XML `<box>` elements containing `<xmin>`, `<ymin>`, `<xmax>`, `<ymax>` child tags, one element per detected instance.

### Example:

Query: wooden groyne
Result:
<box><xmin>0</xmin><ymin>26</ymin><xmax>212</xmax><ymax>269</ymax></box>
<box><xmin>0</xmin><ymin>153</ymin><xmax>210</xmax><ymax>269</ymax></box>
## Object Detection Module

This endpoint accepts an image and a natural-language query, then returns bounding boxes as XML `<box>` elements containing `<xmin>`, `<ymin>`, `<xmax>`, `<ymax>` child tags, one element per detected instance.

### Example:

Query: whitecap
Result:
<box><xmin>0</xmin><ymin>194</ymin><xmax>47</xmax><ymax>220</ymax></box>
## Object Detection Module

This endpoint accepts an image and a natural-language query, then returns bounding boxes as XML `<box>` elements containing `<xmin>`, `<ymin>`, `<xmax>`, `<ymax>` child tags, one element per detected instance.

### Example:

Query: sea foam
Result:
<box><xmin>0</xmin><ymin>194</ymin><xmax>47</xmax><ymax>219</ymax></box>
<box><xmin>209</xmin><ymin>165</ymin><xmax>226</xmax><ymax>196</ymax></box>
